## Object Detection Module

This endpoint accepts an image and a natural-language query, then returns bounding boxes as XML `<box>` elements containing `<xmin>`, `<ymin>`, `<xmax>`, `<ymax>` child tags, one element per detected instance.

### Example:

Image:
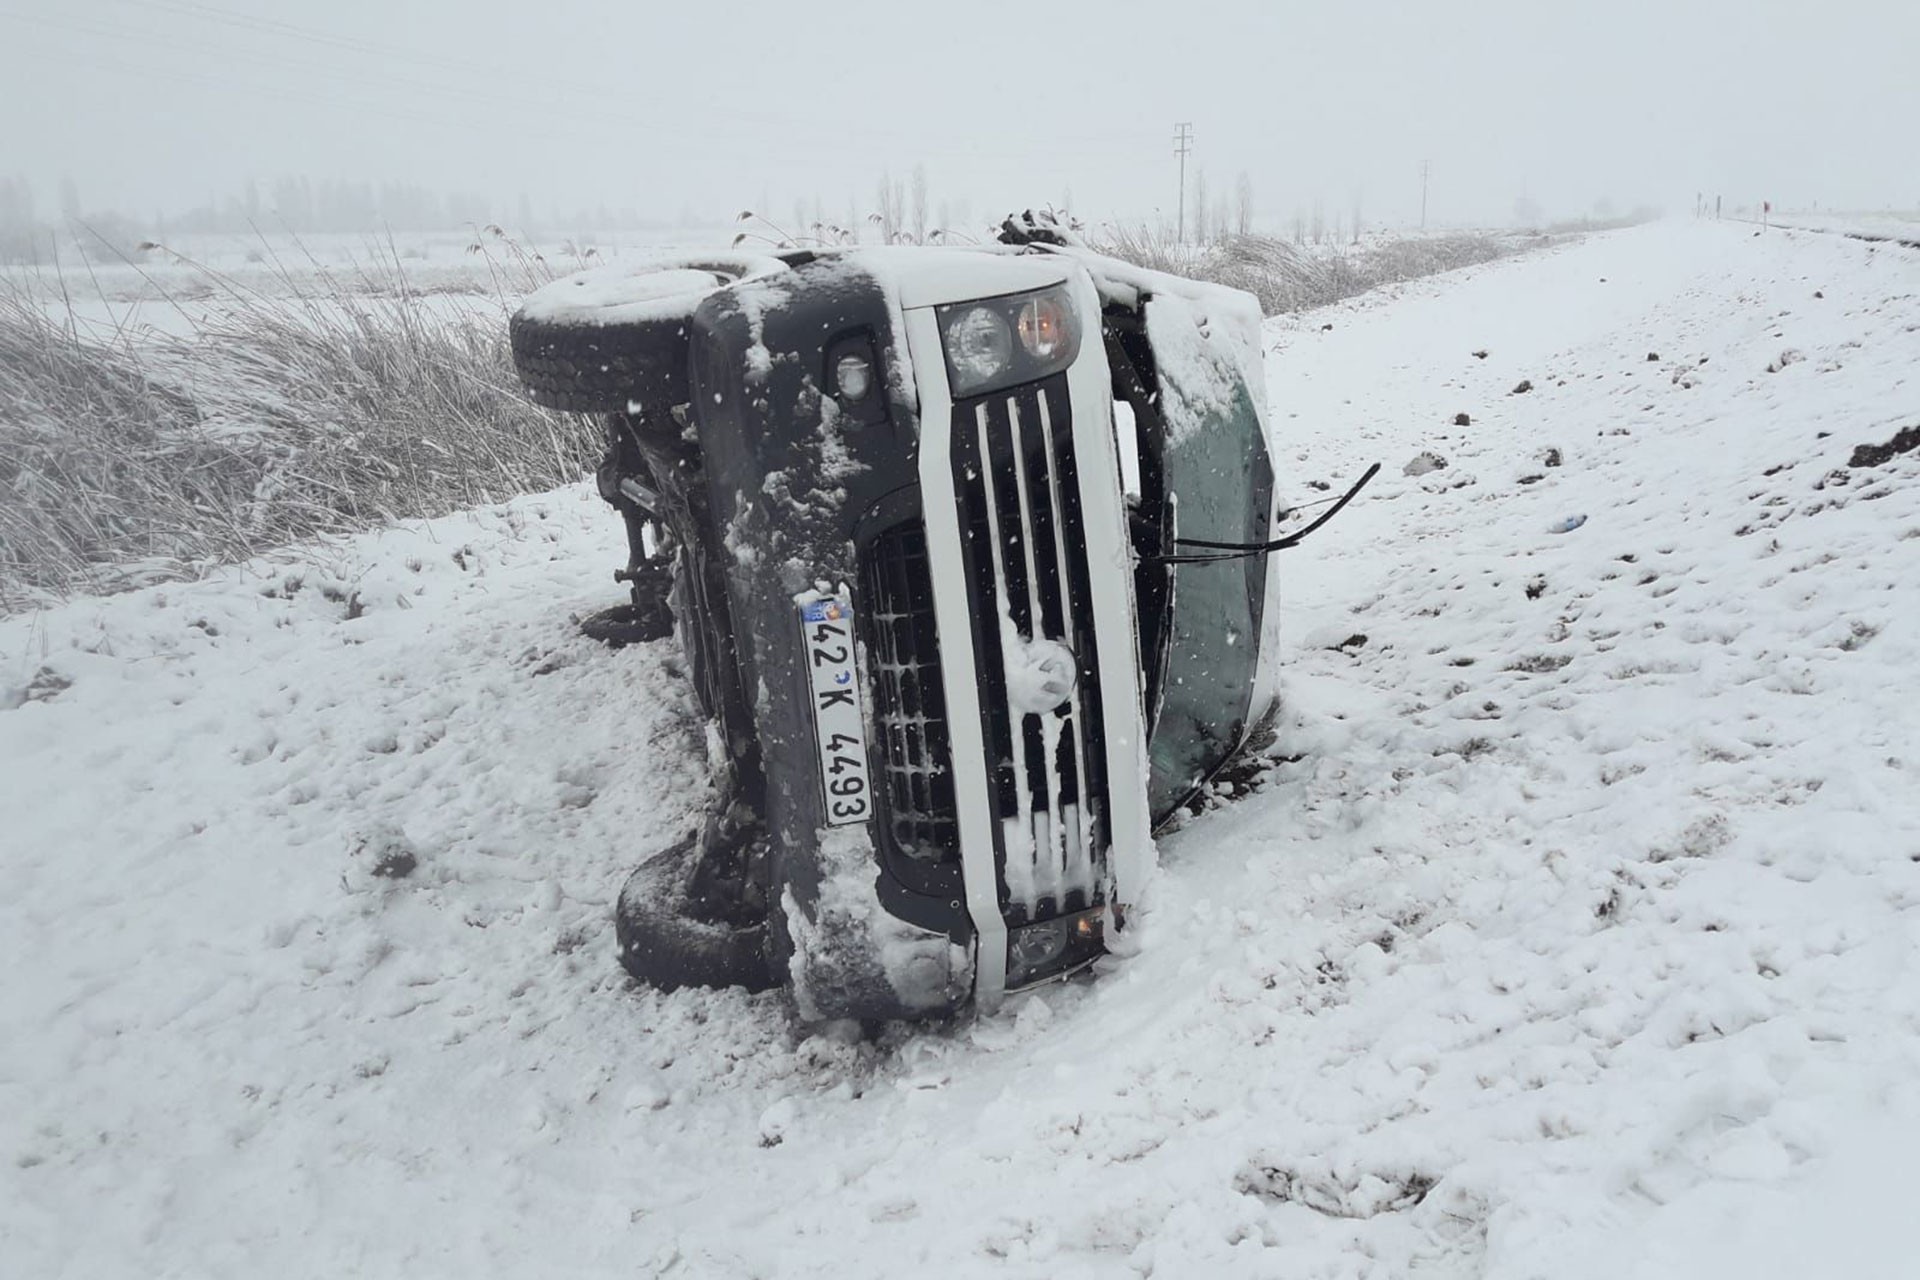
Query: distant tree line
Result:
<box><xmin>158</xmin><ymin>178</ymin><xmax>498</xmax><ymax>236</ymax></box>
<box><xmin>0</xmin><ymin>174</ymin><xmax>735</xmax><ymax>265</ymax></box>
<box><xmin>1177</xmin><ymin>168</ymin><xmax>1258</xmax><ymax>246</ymax></box>
<box><xmin>1</xmin><ymin>176</ymin><xmax>55</xmax><ymax>264</ymax></box>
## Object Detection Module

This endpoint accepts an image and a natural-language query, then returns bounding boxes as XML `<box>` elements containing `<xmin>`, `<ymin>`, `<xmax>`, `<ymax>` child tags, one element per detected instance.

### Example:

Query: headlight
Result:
<box><xmin>1007</xmin><ymin>919</ymin><xmax>1068</xmax><ymax>987</ymax></box>
<box><xmin>1016</xmin><ymin>291</ymin><xmax>1073</xmax><ymax>361</ymax></box>
<box><xmin>942</xmin><ymin>306</ymin><xmax>1014</xmax><ymax>394</ymax></box>
<box><xmin>937</xmin><ymin>283</ymin><xmax>1080</xmax><ymax>398</ymax></box>
<box><xmin>1006</xmin><ymin>907</ymin><xmax>1106</xmax><ymax>988</ymax></box>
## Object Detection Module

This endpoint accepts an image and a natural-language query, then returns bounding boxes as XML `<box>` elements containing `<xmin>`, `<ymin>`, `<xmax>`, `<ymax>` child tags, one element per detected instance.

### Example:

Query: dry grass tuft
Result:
<box><xmin>1094</xmin><ymin>226</ymin><xmax>1528</xmax><ymax>316</ymax></box>
<box><xmin>0</xmin><ymin>245</ymin><xmax>596</xmax><ymax>611</ymax></box>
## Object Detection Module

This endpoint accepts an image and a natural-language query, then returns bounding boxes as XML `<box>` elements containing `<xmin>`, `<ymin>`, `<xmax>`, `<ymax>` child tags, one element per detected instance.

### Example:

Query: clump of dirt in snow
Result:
<box><xmin>2</xmin><ymin>666</ymin><xmax>72</xmax><ymax>710</ymax></box>
<box><xmin>350</xmin><ymin>825</ymin><xmax>421</xmax><ymax>882</ymax></box>
<box><xmin>1849</xmin><ymin>424</ymin><xmax>1920</xmax><ymax>468</ymax></box>
<box><xmin>1235</xmin><ymin>1157</ymin><xmax>1438</xmax><ymax>1219</ymax></box>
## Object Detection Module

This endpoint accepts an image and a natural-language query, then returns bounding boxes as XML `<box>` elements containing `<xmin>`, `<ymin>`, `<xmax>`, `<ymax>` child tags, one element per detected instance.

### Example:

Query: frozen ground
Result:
<box><xmin>4</xmin><ymin>222</ymin><xmax>1918</xmax><ymax>1278</ymax></box>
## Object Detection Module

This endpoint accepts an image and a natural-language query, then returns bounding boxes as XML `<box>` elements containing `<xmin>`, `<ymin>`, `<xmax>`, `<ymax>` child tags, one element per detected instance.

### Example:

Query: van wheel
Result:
<box><xmin>509</xmin><ymin>253</ymin><xmax>788</xmax><ymax>414</ymax></box>
<box><xmin>579</xmin><ymin>601</ymin><xmax>673</xmax><ymax>648</ymax></box>
<box><xmin>614</xmin><ymin>828</ymin><xmax>775</xmax><ymax>994</ymax></box>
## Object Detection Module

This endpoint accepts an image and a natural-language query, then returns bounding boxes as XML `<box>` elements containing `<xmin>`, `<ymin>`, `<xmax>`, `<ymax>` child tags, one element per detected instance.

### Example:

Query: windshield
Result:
<box><xmin>1132</xmin><ymin>292</ymin><xmax>1275</xmax><ymax>819</ymax></box>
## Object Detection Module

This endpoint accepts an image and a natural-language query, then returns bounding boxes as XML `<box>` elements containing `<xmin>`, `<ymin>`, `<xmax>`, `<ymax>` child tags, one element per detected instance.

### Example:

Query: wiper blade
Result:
<box><xmin>1152</xmin><ymin>462</ymin><xmax>1380</xmax><ymax>564</ymax></box>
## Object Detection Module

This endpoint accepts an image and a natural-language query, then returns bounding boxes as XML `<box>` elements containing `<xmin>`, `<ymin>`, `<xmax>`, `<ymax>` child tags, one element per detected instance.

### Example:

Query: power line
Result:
<box><xmin>1173</xmin><ymin>122</ymin><xmax>1193</xmax><ymax>243</ymax></box>
<box><xmin>1</xmin><ymin>8</ymin><xmax>521</xmax><ymax>120</ymax></box>
<box><xmin>106</xmin><ymin>0</ymin><xmax>524</xmax><ymax>85</ymax></box>
<box><xmin>1</xmin><ymin>33</ymin><xmax>501</xmax><ymax>136</ymax></box>
<box><xmin>1</xmin><ymin>3</ymin><xmax>812</xmax><ymax>137</ymax></box>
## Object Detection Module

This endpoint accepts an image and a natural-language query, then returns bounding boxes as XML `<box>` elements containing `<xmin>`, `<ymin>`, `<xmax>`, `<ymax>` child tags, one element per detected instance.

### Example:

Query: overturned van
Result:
<box><xmin>509</xmin><ymin>213</ymin><xmax>1281</xmax><ymax>1021</ymax></box>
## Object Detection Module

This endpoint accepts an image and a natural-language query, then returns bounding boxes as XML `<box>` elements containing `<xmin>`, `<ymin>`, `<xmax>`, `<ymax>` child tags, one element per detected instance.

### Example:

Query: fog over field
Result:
<box><xmin>3</xmin><ymin>0</ymin><xmax>1918</xmax><ymax>233</ymax></box>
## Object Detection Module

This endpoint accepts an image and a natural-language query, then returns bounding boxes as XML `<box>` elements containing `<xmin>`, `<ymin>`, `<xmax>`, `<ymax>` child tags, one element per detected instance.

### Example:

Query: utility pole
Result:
<box><xmin>1420</xmin><ymin>159</ymin><xmax>1431</xmax><ymax>230</ymax></box>
<box><xmin>1173</xmin><ymin>122</ymin><xmax>1194</xmax><ymax>243</ymax></box>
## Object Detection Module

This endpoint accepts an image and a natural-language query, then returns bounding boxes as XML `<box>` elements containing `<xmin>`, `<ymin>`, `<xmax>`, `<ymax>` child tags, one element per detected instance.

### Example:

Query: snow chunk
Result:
<box><xmin>1143</xmin><ymin>289</ymin><xmax>1267</xmax><ymax>447</ymax></box>
<box><xmin>784</xmin><ymin>826</ymin><xmax>971</xmax><ymax>1021</ymax></box>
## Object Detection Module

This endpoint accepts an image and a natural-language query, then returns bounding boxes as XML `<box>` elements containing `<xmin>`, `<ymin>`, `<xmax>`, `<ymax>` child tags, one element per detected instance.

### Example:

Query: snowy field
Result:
<box><xmin>4</xmin><ymin>222</ymin><xmax>1919</xmax><ymax>1277</ymax></box>
<box><xmin>1764</xmin><ymin>211</ymin><xmax>1920</xmax><ymax>245</ymax></box>
<box><xmin>2</xmin><ymin>226</ymin><xmax>732</xmax><ymax>339</ymax></box>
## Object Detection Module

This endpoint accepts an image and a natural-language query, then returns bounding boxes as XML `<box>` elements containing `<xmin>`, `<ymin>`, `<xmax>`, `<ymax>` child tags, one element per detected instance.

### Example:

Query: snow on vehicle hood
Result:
<box><xmin>1041</xmin><ymin>245</ymin><xmax>1269</xmax><ymax>445</ymax></box>
<box><xmin>843</xmin><ymin>244</ymin><xmax>1071</xmax><ymax>310</ymax></box>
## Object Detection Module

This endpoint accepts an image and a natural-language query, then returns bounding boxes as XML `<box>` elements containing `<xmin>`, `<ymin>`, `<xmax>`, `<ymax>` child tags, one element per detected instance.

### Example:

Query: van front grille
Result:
<box><xmin>951</xmin><ymin>374</ymin><xmax>1109</xmax><ymax>924</ymax></box>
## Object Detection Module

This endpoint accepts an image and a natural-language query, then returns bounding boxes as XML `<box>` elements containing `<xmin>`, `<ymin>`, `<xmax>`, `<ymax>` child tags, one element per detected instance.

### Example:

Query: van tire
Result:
<box><xmin>510</xmin><ymin>254</ymin><xmax>788</xmax><ymax>414</ymax></box>
<box><xmin>614</xmin><ymin>833</ymin><xmax>775</xmax><ymax>994</ymax></box>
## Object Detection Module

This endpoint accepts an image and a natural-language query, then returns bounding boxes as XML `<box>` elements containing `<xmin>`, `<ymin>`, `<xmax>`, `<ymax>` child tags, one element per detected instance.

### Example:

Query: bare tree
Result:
<box><xmin>0</xmin><ymin>176</ymin><xmax>47</xmax><ymax>264</ymax></box>
<box><xmin>1350</xmin><ymin>189</ymin><xmax>1363</xmax><ymax>244</ymax></box>
<box><xmin>1310</xmin><ymin>199</ymin><xmax>1325</xmax><ymax>245</ymax></box>
<box><xmin>1193</xmin><ymin>169</ymin><xmax>1209</xmax><ymax>246</ymax></box>
<box><xmin>875</xmin><ymin>170</ymin><xmax>906</xmax><ymax>242</ymax></box>
<box><xmin>1235</xmin><ymin>171</ymin><xmax>1253</xmax><ymax>236</ymax></box>
<box><xmin>910</xmin><ymin>165</ymin><xmax>928</xmax><ymax>244</ymax></box>
<box><xmin>1292</xmin><ymin>208</ymin><xmax>1305</xmax><ymax>244</ymax></box>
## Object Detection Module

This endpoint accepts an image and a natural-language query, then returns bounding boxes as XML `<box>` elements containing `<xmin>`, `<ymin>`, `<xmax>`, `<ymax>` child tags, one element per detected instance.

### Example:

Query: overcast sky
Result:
<box><xmin>4</xmin><ymin>0</ymin><xmax>1916</xmax><ymax>232</ymax></box>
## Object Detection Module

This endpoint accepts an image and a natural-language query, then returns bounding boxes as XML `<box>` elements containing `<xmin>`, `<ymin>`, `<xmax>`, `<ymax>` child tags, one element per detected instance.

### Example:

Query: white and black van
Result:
<box><xmin>510</xmin><ymin>214</ymin><xmax>1288</xmax><ymax>1021</ymax></box>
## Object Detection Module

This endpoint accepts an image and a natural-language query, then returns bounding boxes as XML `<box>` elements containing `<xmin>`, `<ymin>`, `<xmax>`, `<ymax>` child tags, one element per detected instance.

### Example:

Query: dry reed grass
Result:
<box><xmin>1096</xmin><ymin>225</ymin><xmax>1528</xmax><ymax>316</ymax></box>
<box><xmin>0</xmin><ymin>238</ymin><xmax>595</xmax><ymax>611</ymax></box>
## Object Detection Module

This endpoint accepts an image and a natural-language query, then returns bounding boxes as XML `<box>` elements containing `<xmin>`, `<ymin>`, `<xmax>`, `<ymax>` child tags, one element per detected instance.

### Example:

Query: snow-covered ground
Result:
<box><xmin>1767</xmin><ymin>211</ymin><xmax>1920</xmax><ymax>244</ymax></box>
<box><xmin>4</xmin><ymin>222</ymin><xmax>1919</xmax><ymax>1278</ymax></box>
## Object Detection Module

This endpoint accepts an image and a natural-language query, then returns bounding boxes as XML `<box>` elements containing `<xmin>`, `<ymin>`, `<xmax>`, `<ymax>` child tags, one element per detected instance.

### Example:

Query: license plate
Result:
<box><xmin>799</xmin><ymin>594</ymin><xmax>873</xmax><ymax>827</ymax></box>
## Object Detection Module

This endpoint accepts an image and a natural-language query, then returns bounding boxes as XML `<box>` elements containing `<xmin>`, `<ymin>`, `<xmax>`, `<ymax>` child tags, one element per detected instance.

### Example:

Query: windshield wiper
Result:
<box><xmin>1150</xmin><ymin>462</ymin><xmax>1381</xmax><ymax>565</ymax></box>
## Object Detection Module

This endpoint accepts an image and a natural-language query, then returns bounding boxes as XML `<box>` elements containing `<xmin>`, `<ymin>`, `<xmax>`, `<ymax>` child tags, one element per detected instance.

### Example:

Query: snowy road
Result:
<box><xmin>5</xmin><ymin>222</ymin><xmax>1919</xmax><ymax>1278</ymax></box>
